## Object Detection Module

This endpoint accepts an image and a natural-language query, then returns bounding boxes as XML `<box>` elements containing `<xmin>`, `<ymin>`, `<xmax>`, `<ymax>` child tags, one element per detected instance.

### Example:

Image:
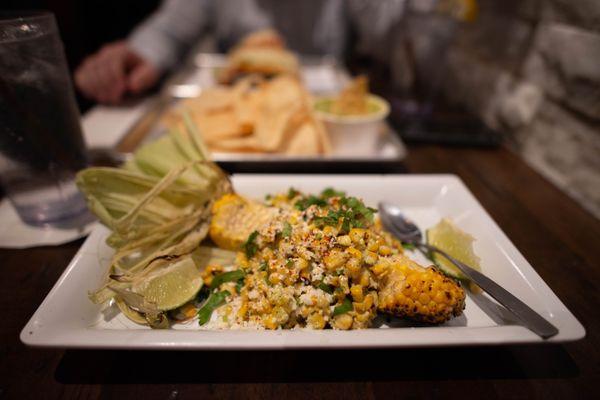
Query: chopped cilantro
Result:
<box><xmin>312</xmin><ymin>196</ymin><xmax>376</xmax><ymax>234</ymax></box>
<box><xmin>317</xmin><ymin>282</ymin><xmax>334</xmax><ymax>294</ymax></box>
<box><xmin>286</xmin><ymin>258</ymin><xmax>294</xmax><ymax>268</ymax></box>
<box><xmin>333</xmin><ymin>297</ymin><xmax>353</xmax><ymax>316</ymax></box>
<box><xmin>321</xmin><ymin>187</ymin><xmax>346</xmax><ymax>199</ymax></box>
<box><xmin>235</xmin><ymin>279</ymin><xmax>244</xmax><ymax>294</ymax></box>
<box><xmin>259</xmin><ymin>261</ymin><xmax>268</xmax><ymax>271</ymax></box>
<box><xmin>402</xmin><ymin>242</ymin><xmax>416</xmax><ymax>251</ymax></box>
<box><xmin>242</xmin><ymin>231</ymin><xmax>259</xmax><ymax>258</ymax></box>
<box><xmin>287</xmin><ymin>187</ymin><xmax>300</xmax><ymax>199</ymax></box>
<box><xmin>198</xmin><ymin>290</ymin><xmax>230</xmax><ymax>325</ymax></box>
<box><xmin>210</xmin><ymin>269</ymin><xmax>246</xmax><ymax>290</ymax></box>
<box><xmin>281</xmin><ymin>221</ymin><xmax>292</xmax><ymax>238</ymax></box>
<box><xmin>295</xmin><ymin>195</ymin><xmax>327</xmax><ymax>211</ymax></box>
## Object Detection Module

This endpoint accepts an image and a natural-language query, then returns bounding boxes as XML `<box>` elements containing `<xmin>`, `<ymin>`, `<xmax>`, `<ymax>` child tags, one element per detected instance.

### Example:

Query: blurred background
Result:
<box><xmin>3</xmin><ymin>0</ymin><xmax>599</xmax><ymax>219</ymax></box>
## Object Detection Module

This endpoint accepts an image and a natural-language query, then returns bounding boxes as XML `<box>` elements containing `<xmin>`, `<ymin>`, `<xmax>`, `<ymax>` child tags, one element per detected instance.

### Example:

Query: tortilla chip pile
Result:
<box><xmin>218</xmin><ymin>29</ymin><xmax>300</xmax><ymax>84</ymax></box>
<box><xmin>163</xmin><ymin>75</ymin><xmax>331</xmax><ymax>155</ymax></box>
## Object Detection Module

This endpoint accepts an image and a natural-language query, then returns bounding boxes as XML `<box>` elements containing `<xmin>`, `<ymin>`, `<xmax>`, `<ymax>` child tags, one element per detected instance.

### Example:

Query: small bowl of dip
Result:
<box><xmin>314</xmin><ymin>94</ymin><xmax>390</xmax><ymax>156</ymax></box>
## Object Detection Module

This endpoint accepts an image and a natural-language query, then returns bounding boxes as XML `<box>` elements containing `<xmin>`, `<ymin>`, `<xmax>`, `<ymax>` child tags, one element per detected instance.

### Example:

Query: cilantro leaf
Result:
<box><xmin>242</xmin><ymin>230</ymin><xmax>259</xmax><ymax>258</ymax></box>
<box><xmin>333</xmin><ymin>297</ymin><xmax>353</xmax><ymax>316</ymax></box>
<box><xmin>321</xmin><ymin>187</ymin><xmax>345</xmax><ymax>199</ymax></box>
<box><xmin>281</xmin><ymin>221</ymin><xmax>292</xmax><ymax>238</ymax></box>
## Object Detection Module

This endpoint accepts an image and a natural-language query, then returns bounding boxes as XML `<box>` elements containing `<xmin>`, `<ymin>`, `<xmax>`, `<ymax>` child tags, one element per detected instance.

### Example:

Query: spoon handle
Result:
<box><xmin>419</xmin><ymin>243</ymin><xmax>559</xmax><ymax>339</ymax></box>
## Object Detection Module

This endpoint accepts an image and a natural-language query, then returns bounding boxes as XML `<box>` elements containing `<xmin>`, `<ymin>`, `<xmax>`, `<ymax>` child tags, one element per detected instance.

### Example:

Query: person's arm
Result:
<box><xmin>75</xmin><ymin>0</ymin><xmax>211</xmax><ymax>104</ymax></box>
<box><xmin>128</xmin><ymin>0</ymin><xmax>212</xmax><ymax>72</ymax></box>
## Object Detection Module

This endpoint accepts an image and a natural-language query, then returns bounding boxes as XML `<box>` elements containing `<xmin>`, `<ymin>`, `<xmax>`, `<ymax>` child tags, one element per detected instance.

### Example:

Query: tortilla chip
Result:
<box><xmin>209</xmin><ymin>135</ymin><xmax>262</xmax><ymax>153</ymax></box>
<box><xmin>284</xmin><ymin>122</ymin><xmax>320</xmax><ymax>155</ymax></box>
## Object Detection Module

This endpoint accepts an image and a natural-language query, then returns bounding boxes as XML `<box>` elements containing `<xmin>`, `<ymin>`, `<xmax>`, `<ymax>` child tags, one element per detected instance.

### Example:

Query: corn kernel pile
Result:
<box><xmin>202</xmin><ymin>189</ymin><xmax>466</xmax><ymax>329</ymax></box>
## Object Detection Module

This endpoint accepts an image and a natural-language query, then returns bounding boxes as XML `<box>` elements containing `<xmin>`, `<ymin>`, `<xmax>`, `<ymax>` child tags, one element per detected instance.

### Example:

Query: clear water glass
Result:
<box><xmin>0</xmin><ymin>12</ymin><xmax>90</xmax><ymax>227</ymax></box>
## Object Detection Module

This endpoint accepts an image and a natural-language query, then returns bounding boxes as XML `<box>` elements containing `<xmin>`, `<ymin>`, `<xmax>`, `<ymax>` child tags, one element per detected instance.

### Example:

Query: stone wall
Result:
<box><xmin>437</xmin><ymin>0</ymin><xmax>600</xmax><ymax>218</ymax></box>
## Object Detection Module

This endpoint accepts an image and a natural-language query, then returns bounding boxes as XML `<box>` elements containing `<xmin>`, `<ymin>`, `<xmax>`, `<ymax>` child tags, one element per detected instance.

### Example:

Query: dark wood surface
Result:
<box><xmin>1</xmin><ymin>144</ymin><xmax>599</xmax><ymax>400</ymax></box>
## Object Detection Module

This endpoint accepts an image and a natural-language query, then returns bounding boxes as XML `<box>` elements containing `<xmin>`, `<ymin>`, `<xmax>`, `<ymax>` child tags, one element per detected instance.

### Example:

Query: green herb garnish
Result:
<box><xmin>295</xmin><ymin>195</ymin><xmax>327</xmax><ymax>211</ymax></box>
<box><xmin>333</xmin><ymin>297</ymin><xmax>353</xmax><ymax>316</ymax></box>
<box><xmin>210</xmin><ymin>270</ymin><xmax>246</xmax><ymax>290</ymax></box>
<box><xmin>281</xmin><ymin>221</ymin><xmax>292</xmax><ymax>238</ymax></box>
<box><xmin>259</xmin><ymin>261</ymin><xmax>268</xmax><ymax>271</ymax></box>
<box><xmin>313</xmin><ymin>196</ymin><xmax>376</xmax><ymax>234</ymax></box>
<box><xmin>287</xmin><ymin>187</ymin><xmax>300</xmax><ymax>199</ymax></box>
<box><xmin>242</xmin><ymin>230</ymin><xmax>259</xmax><ymax>258</ymax></box>
<box><xmin>321</xmin><ymin>187</ymin><xmax>346</xmax><ymax>199</ymax></box>
<box><xmin>402</xmin><ymin>242</ymin><xmax>416</xmax><ymax>251</ymax></box>
<box><xmin>317</xmin><ymin>282</ymin><xmax>334</xmax><ymax>294</ymax></box>
<box><xmin>198</xmin><ymin>290</ymin><xmax>230</xmax><ymax>325</ymax></box>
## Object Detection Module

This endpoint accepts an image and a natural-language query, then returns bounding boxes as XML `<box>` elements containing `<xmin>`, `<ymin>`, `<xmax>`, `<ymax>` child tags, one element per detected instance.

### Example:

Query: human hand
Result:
<box><xmin>75</xmin><ymin>41</ymin><xmax>160</xmax><ymax>104</ymax></box>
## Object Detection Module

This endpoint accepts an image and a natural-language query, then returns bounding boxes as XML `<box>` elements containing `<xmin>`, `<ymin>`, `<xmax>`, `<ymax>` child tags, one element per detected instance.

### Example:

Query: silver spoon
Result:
<box><xmin>378</xmin><ymin>202</ymin><xmax>559</xmax><ymax>339</ymax></box>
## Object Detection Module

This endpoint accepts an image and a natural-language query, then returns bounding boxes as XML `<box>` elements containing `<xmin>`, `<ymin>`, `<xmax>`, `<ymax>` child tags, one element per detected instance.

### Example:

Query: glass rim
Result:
<box><xmin>0</xmin><ymin>10</ymin><xmax>54</xmax><ymax>24</ymax></box>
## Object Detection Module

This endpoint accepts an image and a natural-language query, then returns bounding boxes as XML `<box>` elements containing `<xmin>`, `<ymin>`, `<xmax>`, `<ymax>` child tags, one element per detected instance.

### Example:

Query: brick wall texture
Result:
<box><xmin>430</xmin><ymin>0</ymin><xmax>600</xmax><ymax>218</ymax></box>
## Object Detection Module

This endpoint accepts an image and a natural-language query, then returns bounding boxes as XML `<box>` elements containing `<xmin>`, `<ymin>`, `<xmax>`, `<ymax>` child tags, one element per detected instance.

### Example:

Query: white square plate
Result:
<box><xmin>21</xmin><ymin>175</ymin><xmax>585</xmax><ymax>349</ymax></box>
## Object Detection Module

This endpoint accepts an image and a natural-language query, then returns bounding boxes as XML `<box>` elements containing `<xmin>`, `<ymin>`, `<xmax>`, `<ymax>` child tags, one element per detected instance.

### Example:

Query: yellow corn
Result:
<box><xmin>359</xmin><ymin>270</ymin><xmax>371</xmax><ymax>287</ymax></box>
<box><xmin>363</xmin><ymin>250</ymin><xmax>378</xmax><ymax>265</ymax></box>
<box><xmin>350</xmin><ymin>284</ymin><xmax>364</xmax><ymax>302</ymax></box>
<box><xmin>349</xmin><ymin>228</ymin><xmax>365</xmax><ymax>245</ymax></box>
<box><xmin>332</xmin><ymin>314</ymin><xmax>353</xmax><ymax>330</ymax></box>
<box><xmin>323</xmin><ymin>249</ymin><xmax>347</xmax><ymax>271</ymax></box>
<box><xmin>209</xmin><ymin>193</ymin><xmax>278</xmax><ymax>250</ymax></box>
<box><xmin>376</xmin><ymin>256</ymin><xmax>466</xmax><ymax>324</ymax></box>
<box><xmin>337</xmin><ymin>235</ymin><xmax>352</xmax><ymax>246</ymax></box>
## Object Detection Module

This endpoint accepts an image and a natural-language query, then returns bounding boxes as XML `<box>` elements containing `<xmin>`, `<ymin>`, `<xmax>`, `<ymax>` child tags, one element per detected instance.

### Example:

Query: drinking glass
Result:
<box><xmin>0</xmin><ymin>11</ymin><xmax>90</xmax><ymax>227</ymax></box>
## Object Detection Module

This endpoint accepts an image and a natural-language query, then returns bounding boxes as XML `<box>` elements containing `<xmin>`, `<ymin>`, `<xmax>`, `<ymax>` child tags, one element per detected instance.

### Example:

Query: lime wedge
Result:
<box><xmin>132</xmin><ymin>255</ymin><xmax>203</xmax><ymax>311</ymax></box>
<box><xmin>426</xmin><ymin>218</ymin><xmax>481</xmax><ymax>280</ymax></box>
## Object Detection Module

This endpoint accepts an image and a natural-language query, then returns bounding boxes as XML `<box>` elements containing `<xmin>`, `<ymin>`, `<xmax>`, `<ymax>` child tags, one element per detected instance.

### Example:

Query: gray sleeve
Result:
<box><xmin>128</xmin><ymin>0</ymin><xmax>212</xmax><ymax>72</ymax></box>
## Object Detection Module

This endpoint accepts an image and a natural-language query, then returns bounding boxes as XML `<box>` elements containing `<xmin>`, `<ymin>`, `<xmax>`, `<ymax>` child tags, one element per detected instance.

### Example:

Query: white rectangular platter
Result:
<box><xmin>21</xmin><ymin>174</ymin><xmax>585</xmax><ymax>349</ymax></box>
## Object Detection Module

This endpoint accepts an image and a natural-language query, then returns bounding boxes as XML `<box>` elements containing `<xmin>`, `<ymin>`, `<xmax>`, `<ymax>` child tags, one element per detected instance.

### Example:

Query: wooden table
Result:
<box><xmin>1</xmin><ymin>144</ymin><xmax>599</xmax><ymax>400</ymax></box>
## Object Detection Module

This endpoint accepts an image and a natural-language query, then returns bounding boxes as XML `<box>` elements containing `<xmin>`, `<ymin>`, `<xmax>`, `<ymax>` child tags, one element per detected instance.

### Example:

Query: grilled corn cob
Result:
<box><xmin>375</xmin><ymin>256</ymin><xmax>466</xmax><ymax>324</ymax></box>
<box><xmin>209</xmin><ymin>193</ymin><xmax>279</xmax><ymax>250</ymax></box>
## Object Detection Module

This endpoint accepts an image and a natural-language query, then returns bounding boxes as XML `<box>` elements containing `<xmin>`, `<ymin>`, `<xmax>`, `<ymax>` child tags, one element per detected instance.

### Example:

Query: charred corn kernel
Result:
<box><xmin>324</xmin><ymin>249</ymin><xmax>347</xmax><ymax>271</ymax></box>
<box><xmin>355</xmin><ymin>312</ymin><xmax>371</xmax><ymax>323</ymax></box>
<box><xmin>333</xmin><ymin>313</ymin><xmax>353</xmax><ymax>330</ymax></box>
<box><xmin>307</xmin><ymin>313</ymin><xmax>326</xmax><ymax>329</ymax></box>
<box><xmin>418</xmin><ymin>293</ymin><xmax>430</xmax><ymax>305</ymax></box>
<box><xmin>210</xmin><ymin>193</ymin><xmax>278</xmax><ymax>250</ymax></box>
<box><xmin>268</xmin><ymin>273</ymin><xmax>281</xmax><ymax>285</ymax></box>
<box><xmin>363</xmin><ymin>250</ymin><xmax>378</xmax><ymax>265</ymax></box>
<box><xmin>378</xmin><ymin>245</ymin><xmax>392</xmax><ymax>256</ymax></box>
<box><xmin>377</xmin><ymin>259</ymin><xmax>466</xmax><ymax>324</ymax></box>
<box><xmin>300</xmin><ymin>267</ymin><xmax>311</xmax><ymax>280</ymax></box>
<box><xmin>350</xmin><ymin>285</ymin><xmax>364</xmax><ymax>302</ymax></box>
<box><xmin>323</xmin><ymin>226</ymin><xmax>337</xmax><ymax>236</ymax></box>
<box><xmin>349</xmin><ymin>228</ymin><xmax>365</xmax><ymax>243</ymax></box>
<box><xmin>262</xmin><ymin>247</ymin><xmax>274</xmax><ymax>261</ymax></box>
<box><xmin>339</xmin><ymin>275</ymin><xmax>350</xmax><ymax>293</ymax></box>
<box><xmin>371</xmin><ymin>262</ymin><xmax>388</xmax><ymax>276</ymax></box>
<box><xmin>353</xmin><ymin>301</ymin><xmax>366</xmax><ymax>313</ymax></box>
<box><xmin>346</xmin><ymin>246</ymin><xmax>362</xmax><ymax>260</ymax></box>
<box><xmin>367</xmin><ymin>241</ymin><xmax>380</xmax><ymax>252</ymax></box>
<box><xmin>236</xmin><ymin>254</ymin><xmax>250</xmax><ymax>269</ymax></box>
<box><xmin>264</xmin><ymin>316</ymin><xmax>278</xmax><ymax>330</ymax></box>
<box><xmin>238</xmin><ymin>302</ymin><xmax>248</xmax><ymax>318</ymax></box>
<box><xmin>180</xmin><ymin>303</ymin><xmax>197</xmax><ymax>319</ymax></box>
<box><xmin>296</xmin><ymin>258</ymin><xmax>309</xmax><ymax>270</ymax></box>
<box><xmin>360</xmin><ymin>270</ymin><xmax>371</xmax><ymax>287</ymax></box>
<box><xmin>346</xmin><ymin>257</ymin><xmax>361</xmax><ymax>279</ymax></box>
<box><xmin>364</xmin><ymin>293</ymin><xmax>375</xmax><ymax>309</ymax></box>
<box><xmin>337</xmin><ymin>235</ymin><xmax>352</xmax><ymax>246</ymax></box>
